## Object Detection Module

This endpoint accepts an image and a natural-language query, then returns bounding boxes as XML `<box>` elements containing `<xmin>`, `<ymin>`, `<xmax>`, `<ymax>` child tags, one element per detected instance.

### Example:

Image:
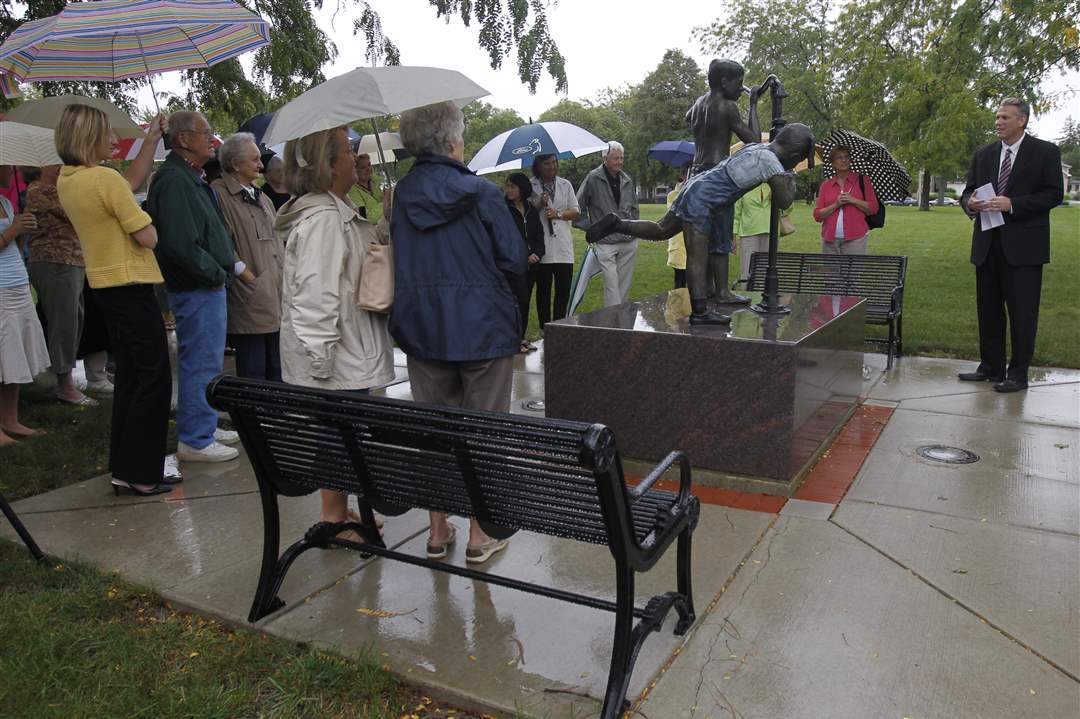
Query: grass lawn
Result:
<box><xmin>538</xmin><ymin>203</ymin><xmax>1080</xmax><ymax>368</ymax></box>
<box><xmin>0</xmin><ymin>541</ymin><xmax>479</xmax><ymax>719</ymax></box>
<box><xmin>0</xmin><ymin>382</ymin><xmax>179</xmax><ymax>501</ymax></box>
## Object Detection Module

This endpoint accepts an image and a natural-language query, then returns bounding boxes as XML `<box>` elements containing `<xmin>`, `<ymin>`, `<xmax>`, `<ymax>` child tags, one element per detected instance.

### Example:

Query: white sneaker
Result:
<box><xmin>177</xmin><ymin>441</ymin><xmax>239</xmax><ymax>463</ymax></box>
<box><xmin>163</xmin><ymin>454</ymin><xmax>182</xmax><ymax>482</ymax></box>
<box><xmin>86</xmin><ymin>380</ymin><xmax>115</xmax><ymax>395</ymax></box>
<box><xmin>214</xmin><ymin>427</ymin><xmax>240</xmax><ymax>445</ymax></box>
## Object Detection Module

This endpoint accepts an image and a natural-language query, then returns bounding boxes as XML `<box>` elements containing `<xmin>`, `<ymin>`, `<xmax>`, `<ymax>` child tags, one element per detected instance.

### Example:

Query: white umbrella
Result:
<box><xmin>0</xmin><ymin>121</ymin><xmax>62</xmax><ymax>166</ymax></box>
<box><xmin>468</xmin><ymin>121</ymin><xmax>607</xmax><ymax>175</ymax></box>
<box><xmin>353</xmin><ymin>132</ymin><xmax>406</xmax><ymax>164</ymax></box>
<box><xmin>262</xmin><ymin>66</ymin><xmax>489</xmax><ymax>148</ymax></box>
<box><xmin>4</xmin><ymin>94</ymin><xmax>144</xmax><ymax>138</ymax></box>
<box><xmin>568</xmin><ymin>245</ymin><xmax>603</xmax><ymax>316</ymax></box>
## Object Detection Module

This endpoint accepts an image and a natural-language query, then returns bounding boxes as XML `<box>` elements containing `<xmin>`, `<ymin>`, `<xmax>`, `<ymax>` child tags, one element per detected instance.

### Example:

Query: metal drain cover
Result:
<box><xmin>522</xmin><ymin>400</ymin><xmax>545</xmax><ymax>412</ymax></box>
<box><xmin>916</xmin><ymin>445</ymin><xmax>980</xmax><ymax>464</ymax></box>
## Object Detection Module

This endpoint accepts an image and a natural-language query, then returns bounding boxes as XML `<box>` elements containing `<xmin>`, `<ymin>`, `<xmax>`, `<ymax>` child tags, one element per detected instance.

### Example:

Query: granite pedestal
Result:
<box><xmin>544</xmin><ymin>290</ymin><xmax>865</xmax><ymax>489</ymax></box>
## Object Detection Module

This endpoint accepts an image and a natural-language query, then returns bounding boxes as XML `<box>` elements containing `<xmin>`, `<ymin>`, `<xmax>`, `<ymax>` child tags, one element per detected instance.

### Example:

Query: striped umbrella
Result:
<box><xmin>0</xmin><ymin>0</ymin><xmax>269</xmax><ymax>109</ymax></box>
<box><xmin>112</xmin><ymin>122</ymin><xmax>222</xmax><ymax>160</ymax></box>
<box><xmin>819</xmin><ymin>129</ymin><xmax>911</xmax><ymax>202</ymax></box>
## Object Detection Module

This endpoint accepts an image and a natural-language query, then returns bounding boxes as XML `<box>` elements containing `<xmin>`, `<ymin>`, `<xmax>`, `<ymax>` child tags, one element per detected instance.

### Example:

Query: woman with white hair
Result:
<box><xmin>212</xmin><ymin>132</ymin><xmax>284</xmax><ymax>381</ymax></box>
<box><xmin>390</xmin><ymin>101</ymin><xmax>526</xmax><ymax>565</ymax></box>
<box><xmin>275</xmin><ymin>125</ymin><xmax>394</xmax><ymax>539</ymax></box>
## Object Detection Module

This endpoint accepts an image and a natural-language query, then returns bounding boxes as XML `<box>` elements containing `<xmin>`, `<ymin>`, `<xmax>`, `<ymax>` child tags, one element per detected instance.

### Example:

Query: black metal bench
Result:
<box><xmin>746</xmin><ymin>251</ymin><xmax>908</xmax><ymax>368</ymax></box>
<box><xmin>207</xmin><ymin>375</ymin><xmax>700</xmax><ymax>719</ymax></box>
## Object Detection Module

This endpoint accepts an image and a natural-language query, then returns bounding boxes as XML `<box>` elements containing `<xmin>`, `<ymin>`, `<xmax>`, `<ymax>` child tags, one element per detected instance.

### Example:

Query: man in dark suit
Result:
<box><xmin>959</xmin><ymin>98</ymin><xmax>1064</xmax><ymax>393</ymax></box>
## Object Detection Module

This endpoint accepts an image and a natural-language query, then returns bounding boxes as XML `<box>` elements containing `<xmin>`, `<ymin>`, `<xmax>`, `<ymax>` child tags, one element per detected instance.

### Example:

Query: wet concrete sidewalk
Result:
<box><xmin>3</xmin><ymin>349</ymin><xmax>1079</xmax><ymax>718</ymax></box>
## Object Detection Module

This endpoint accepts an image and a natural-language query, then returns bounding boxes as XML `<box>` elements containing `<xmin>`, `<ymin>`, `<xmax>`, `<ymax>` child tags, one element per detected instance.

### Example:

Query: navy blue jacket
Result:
<box><xmin>390</xmin><ymin>154</ymin><xmax>526</xmax><ymax>361</ymax></box>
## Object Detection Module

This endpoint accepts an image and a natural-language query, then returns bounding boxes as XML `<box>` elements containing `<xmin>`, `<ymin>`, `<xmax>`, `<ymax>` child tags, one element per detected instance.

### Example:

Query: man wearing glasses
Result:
<box><xmin>147</xmin><ymin>111</ymin><xmax>241</xmax><ymax>463</ymax></box>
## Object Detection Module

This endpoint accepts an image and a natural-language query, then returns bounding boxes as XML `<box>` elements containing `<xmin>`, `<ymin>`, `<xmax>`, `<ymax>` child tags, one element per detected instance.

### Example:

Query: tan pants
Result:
<box><xmin>405</xmin><ymin>355</ymin><xmax>514</xmax><ymax>413</ymax></box>
<box><xmin>822</xmin><ymin>235</ymin><xmax>868</xmax><ymax>255</ymax></box>
<box><xmin>738</xmin><ymin>233</ymin><xmax>770</xmax><ymax>282</ymax></box>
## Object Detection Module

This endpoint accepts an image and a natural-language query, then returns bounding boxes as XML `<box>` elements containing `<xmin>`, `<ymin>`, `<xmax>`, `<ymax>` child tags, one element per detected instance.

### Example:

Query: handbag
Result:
<box><xmin>779</xmin><ymin>214</ymin><xmax>796</xmax><ymax>236</ymax></box>
<box><xmin>356</xmin><ymin>239</ymin><xmax>394</xmax><ymax>313</ymax></box>
<box><xmin>859</xmin><ymin>175</ymin><xmax>886</xmax><ymax>229</ymax></box>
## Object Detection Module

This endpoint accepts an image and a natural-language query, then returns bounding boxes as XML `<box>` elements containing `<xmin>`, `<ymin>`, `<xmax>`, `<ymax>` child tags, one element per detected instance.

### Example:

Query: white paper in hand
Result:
<box><xmin>974</xmin><ymin>183</ymin><xmax>1004</xmax><ymax>230</ymax></box>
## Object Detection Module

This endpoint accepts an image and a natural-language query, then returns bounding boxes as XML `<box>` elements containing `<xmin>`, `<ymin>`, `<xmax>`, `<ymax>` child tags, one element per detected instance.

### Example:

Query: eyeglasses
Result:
<box><xmin>184</xmin><ymin>128</ymin><xmax>215</xmax><ymax>137</ymax></box>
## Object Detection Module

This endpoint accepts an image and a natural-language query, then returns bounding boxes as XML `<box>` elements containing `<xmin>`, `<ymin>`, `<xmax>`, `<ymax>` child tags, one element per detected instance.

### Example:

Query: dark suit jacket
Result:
<box><xmin>960</xmin><ymin>134</ymin><xmax>1063</xmax><ymax>267</ymax></box>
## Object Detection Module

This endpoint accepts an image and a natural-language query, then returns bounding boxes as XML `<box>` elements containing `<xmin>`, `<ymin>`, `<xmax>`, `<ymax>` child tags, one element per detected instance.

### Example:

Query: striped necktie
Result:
<box><xmin>996</xmin><ymin>147</ymin><xmax>1012</xmax><ymax>194</ymax></box>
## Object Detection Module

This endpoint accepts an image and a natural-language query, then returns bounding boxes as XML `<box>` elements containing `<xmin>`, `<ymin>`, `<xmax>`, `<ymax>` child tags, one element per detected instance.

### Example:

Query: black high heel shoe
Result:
<box><xmin>111</xmin><ymin>479</ymin><xmax>172</xmax><ymax>496</ymax></box>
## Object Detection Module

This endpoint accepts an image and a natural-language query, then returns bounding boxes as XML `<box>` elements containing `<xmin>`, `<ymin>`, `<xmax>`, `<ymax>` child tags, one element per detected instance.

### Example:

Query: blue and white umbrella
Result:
<box><xmin>468</xmin><ymin>121</ymin><xmax>607</xmax><ymax>175</ymax></box>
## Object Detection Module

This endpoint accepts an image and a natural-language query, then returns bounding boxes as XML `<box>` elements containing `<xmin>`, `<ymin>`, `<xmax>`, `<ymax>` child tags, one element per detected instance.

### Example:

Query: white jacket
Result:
<box><xmin>275</xmin><ymin>191</ymin><xmax>394</xmax><ymax>390</ymax></box>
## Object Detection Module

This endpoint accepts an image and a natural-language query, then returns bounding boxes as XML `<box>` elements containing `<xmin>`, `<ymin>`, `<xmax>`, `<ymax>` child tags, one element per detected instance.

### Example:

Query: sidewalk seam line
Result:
<box><xmin>829</xmin><ymin>519</ymin><xmax>1080</xmax><ymax>685</ymax></box>
<box><xmin>12</xmin><ymin>489</ymin><xmax>261</xmax><ymax>516</ymax></box>
<box><xmin>630</xmin><ymin>513</ymin><xmax>780</xmax><ymax>715</ymax></box>
<box><xmin>839</xmin><ymin>499</ymin><xmax>1080</xmax><ymax>538</ymax></box>
<box><xmin>890</xmin><ymin>404</ymin><xmax>1079</xmax><ymax>430</ymax></box>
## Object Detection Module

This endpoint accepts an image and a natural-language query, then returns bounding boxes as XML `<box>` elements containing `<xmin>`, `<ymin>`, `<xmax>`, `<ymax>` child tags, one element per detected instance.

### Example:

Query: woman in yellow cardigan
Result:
<box><xmin>55</xmin><ymin>104</ymin><xmax>174</xmax><ymax>496</ymax></box>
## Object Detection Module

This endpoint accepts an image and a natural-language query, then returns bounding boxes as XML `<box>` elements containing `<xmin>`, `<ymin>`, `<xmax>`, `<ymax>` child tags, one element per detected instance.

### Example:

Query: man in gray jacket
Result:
<box><xmin>575</xmin><ymin>142</ymin><xmax>640</xmax><ymax>306</ymax></box>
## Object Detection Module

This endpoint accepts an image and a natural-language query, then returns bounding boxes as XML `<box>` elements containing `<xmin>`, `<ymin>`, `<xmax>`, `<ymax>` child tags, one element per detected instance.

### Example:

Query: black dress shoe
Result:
<box><xmin>958</xmin><ymin>371</ymin><xmax>1004</xmax><ymax>382</ymax></box>
<box><xmin>992</xmin><ymin>379</ymin><xmax>1028</xmax><ymax>393</ymax></box>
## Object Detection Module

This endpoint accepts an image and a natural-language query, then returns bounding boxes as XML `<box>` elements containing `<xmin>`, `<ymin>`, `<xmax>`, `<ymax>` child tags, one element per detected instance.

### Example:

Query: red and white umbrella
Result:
<box><xmin>111</xmin><ymin>123</ymin><xmax>222</xmax><ymax>161</ymax></box>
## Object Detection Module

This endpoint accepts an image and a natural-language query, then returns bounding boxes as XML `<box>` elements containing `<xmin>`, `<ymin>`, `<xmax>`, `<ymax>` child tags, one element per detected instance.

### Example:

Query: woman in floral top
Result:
<box><xmin>24</xmin><ymin>165</ymin><xmax>96</xmax><ymax>406</ymax></box>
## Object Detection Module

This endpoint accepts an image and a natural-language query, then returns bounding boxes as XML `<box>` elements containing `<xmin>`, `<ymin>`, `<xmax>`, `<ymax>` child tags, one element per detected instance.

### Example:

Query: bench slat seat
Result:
<box><xmin>746</xmin><ymin>251</ymin><xmax>908</xmax><ymax>368</ymax></box>
<box><xmin>209</xmin><ymin>375</ymin><xmax>700</xmax><ymax>719</ymax></box>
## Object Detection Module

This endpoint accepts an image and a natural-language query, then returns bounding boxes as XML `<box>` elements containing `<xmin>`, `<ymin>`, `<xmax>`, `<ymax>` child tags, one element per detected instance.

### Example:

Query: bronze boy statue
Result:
<box><xmin>686</xmin><ymin>59</ymin><xmax>763</xmax><ymax>304</ymax></box>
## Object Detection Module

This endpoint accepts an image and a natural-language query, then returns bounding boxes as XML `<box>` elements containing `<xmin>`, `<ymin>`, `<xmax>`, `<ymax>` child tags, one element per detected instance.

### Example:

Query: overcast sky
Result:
<box><xmin>137</xmin><ymin>0</ymin><xmax>1077</xmax><ymax>141</ymax></box>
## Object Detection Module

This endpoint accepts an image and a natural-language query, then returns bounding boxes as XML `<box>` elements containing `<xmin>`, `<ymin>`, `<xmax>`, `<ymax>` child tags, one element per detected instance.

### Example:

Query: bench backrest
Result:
<box><xmin>746</xmin><ymin>252</ymin><xmax>907</xmax><ymax>306</ymax></box>
<box><xmin>208</xmin><ymin>375</ymin><xmax>635</xmax><ymax>548</ymax></box>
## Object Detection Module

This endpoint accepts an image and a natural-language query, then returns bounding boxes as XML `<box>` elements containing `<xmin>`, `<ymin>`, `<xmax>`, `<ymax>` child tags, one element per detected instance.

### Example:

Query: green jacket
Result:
<box><xmin>147</xmin><ymin>152</ymin><xmax>235</xmax><ymax>291</ymax></box>
<box><xmin>348</xmin><ymin>182</ymin><xmax>383</xmax><ymax>224</ymax></box>
<box><xmin>733</xmin><ymin>182</ymin><xmax>788</xmax><ymax>237</ymax></box>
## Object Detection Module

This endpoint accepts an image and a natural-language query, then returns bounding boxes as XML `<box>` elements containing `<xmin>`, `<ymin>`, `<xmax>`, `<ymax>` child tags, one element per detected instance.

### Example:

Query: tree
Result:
<box><xmin>537</xmin><ymin>97</ymin><xmax>629</xmax><ymax>190</ymax></box>
<box><xmin>623</xmin><ymin>49</ymin><xmax>707</xmax><ymax>198</ymax></box>
<box><xmin>837</xmin><ymin>0</ymin><xmax>1080</xmax><ymax>209</ymax></box>
<box><xmin>462</xmin><ymin>101</ymin><xmax>525</xmax><ymax>162</ymax></box>
<box><xmin>1059</xmin><ymin>116</ymin><xmax>1080</xmax><ymax>174</ymax></box>
<box><xmin>1</xmin><ymin>0</ymin><xmax>567</xmax><ymax>130</ymax></box>
<box><xmin>694</xmin><ymin>0</ymin><xmax>840</xmax><ymax>135</ymax></box>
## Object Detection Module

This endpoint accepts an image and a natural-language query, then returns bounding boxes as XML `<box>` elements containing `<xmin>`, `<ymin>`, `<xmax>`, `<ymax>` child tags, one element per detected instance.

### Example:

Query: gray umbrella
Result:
<box><xmin>819</xmin><ymin>129</ymin><xmax>911</xmax><ymax>202</ymax></box>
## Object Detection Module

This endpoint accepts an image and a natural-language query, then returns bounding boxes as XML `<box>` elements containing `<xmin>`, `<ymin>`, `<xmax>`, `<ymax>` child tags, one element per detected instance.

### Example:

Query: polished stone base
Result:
<box><xmin>544</xmin><ymin>290</ymin><xmax>865</xmax><ymax>486</ymax></box>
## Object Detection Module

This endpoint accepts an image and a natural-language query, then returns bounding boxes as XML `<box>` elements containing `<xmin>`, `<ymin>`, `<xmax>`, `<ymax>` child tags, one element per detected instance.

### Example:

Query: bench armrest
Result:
<box><xmin>630</xmin><ymin>451</ymin><xmax>691</xmax><ymax>505</ymax></box>
<box><xmin>891</xmin><ymin>282</ymin><xmax>904</xmax><ymax>314</ymax></box>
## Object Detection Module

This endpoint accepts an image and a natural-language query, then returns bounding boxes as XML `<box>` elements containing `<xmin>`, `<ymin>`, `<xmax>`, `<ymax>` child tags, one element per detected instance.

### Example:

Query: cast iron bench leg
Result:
<box><xmin>600</xmin><ymin>563</ymin><xmax>636</xmax><ymax>719</ymax></box>
<box><xmin>886</xmin><ymin>319</ymin><xmax>896</xmax><ymax>370</ymax></box>
<box><xmin>0</xmin><ymin>492</ymin><xmax>47</xmax><ymax>564</ymax></box>
<box><xmin>249</xmin><ymin>489</ymin><xmax>286</xmax><ymax>622</ymax></box>
<box><xmin>675</xmin><ymin>525</ymin><xmax>696</xmax><ymax>634</ymax></box>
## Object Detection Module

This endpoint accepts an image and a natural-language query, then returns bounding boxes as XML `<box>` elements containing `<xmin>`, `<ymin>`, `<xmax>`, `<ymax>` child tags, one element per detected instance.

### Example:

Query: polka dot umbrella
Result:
<box><xmin>819</xmin><ymin>129</ymin><xmax>912</xmax><ymax>202</ymax></box>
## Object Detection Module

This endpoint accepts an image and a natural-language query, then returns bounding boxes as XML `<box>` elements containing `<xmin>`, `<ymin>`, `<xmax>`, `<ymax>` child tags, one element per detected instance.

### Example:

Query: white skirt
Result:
<box><xmin>0</xmin><ymin>284</ymin><xmax>51</xmax><ymax>384</ymax></box>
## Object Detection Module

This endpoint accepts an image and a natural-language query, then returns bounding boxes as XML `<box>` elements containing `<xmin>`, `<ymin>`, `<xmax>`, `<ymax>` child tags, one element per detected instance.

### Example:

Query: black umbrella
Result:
<box><xmin>819</xmin><ymin>129</ymin><xmax>911</xmax><ymax>202</ymax></box>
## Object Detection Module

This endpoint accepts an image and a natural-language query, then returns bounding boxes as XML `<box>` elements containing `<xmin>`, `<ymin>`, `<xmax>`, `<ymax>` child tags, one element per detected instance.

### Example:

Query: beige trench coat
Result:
<box><xmin>211</xmin><ymin>174</ymin><xmax>284</xmax><ymax>335</ymax></box>
<box><xmin>274</xmin><ymin>191</ymin><xmax>394</xmax><ymax>390</ymax></box>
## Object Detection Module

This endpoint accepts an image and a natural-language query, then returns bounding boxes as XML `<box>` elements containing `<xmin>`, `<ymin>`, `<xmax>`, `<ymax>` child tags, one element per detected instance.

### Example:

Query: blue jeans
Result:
<box><xmin>168</xmin><ymin>287</ymin><xmax>226</xmax><ymax>449</ymax></box>
<box><xmin>672</xmin><ymin>165</ymin><xmax>740</xmax><ymax>254</ymax></box>
<box><xmin>229</xmin><ymin>332</ymin><xmax>282</xmax><ymax>382</ymax></box>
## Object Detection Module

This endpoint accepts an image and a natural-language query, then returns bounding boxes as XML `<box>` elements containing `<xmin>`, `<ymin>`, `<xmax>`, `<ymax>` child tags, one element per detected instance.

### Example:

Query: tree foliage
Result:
<box><xmin>623</xmin><ymin>49</ymin><xmax>707</xmax><ymax>196</ymax></box>
<box><xmin>837</xmin><ymin>0</ymin><xmax>1080</xmax><ymax>205</ymax></box>
<box><xmin>462</xmin><ymin>100</ymin><xmax>524</xmax><ymax>161</ymax></box>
